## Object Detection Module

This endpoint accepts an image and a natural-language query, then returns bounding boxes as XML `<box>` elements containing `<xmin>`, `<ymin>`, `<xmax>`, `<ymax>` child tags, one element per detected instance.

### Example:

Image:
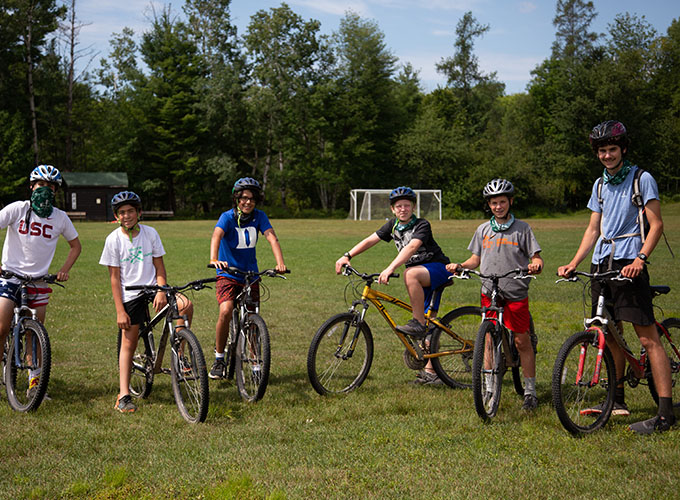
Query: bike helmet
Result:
<box><xmin>29</xmin><ymin>165</ymin><xmax>62</xmax><ymax>186</ymax></box>
<box><xmin>111</xmin><ymin>191</ymin><xmax>142</xmax><ymax>214</ymax></box>
<box><xmin>589</xmin><ymin>120</ymin><xmax>629</xmax><ymax>152</ymax></box>
<box><xmin>389</xmin><ymin>186</ymin><xmax>416</xmax><ymax>204</ymax></box>
<box><xmin>232</xmin><ymin>177</ymin><xmax>262</xmax><ymax>202</ymax></box>
<box><xmin>483</xmin><ymin>179</ymin><xmax>515</xmax><ymax>200</ymax></box>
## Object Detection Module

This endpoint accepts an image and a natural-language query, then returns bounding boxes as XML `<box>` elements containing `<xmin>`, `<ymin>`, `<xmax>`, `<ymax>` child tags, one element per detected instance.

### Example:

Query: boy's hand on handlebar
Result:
<box><xmin>378</xmin><ymin>269</ymin><xmax>393</xmax><ymax>284</ymax></box>
<box><xmin>446</xmin><ymin>263</ymin><xmax>464</xmax><ymax>275</ymax></box>
<box><xmin>210</xmin><ymin>259</ymin><xmax>229</xmax><ymax>270</ymax></box>
<box><xmin>557</xmin><ymin>264</ymin><xmax>576</xmax><ymax>278</ymax></box>
<box><xmin>275</xmin><ymin>263</ymin><xmax>287</xmax><ymax>273</ymax></box>
<box><xmin>335</xmin><ymin>256</ymin><xmax>350</xmax><ymax>274</ymax></box>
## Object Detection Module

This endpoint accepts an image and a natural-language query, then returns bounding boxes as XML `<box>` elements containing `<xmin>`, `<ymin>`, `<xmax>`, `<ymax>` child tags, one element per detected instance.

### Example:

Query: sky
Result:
<box><xmin>74</xmin><ymin>0</ymin><xmax>679</xmax><ymax>94</ymax></box>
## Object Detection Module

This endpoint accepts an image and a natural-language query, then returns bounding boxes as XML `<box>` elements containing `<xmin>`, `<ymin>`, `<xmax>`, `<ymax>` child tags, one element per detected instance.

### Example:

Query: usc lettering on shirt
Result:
<box><xmin>18</xmin><ymin>219</ymin><xmax>53</xmax><ymax>239</ymax></box>
<box><xmin>482</xmin><ymin>234</ymin><xmax>518</xmax><ymax>249</ymax></box>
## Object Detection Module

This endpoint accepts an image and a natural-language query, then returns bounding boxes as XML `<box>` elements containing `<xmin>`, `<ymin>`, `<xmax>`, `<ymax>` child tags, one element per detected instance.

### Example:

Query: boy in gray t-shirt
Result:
<box><xmin>447</xmin><ymin>179</ymin><xmax>543</xmax><ymax>410</ymax></box>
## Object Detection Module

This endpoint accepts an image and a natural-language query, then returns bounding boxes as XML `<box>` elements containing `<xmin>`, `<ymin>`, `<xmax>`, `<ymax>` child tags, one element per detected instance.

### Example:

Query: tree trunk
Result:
<box><xmin>24</xmin><ymin>5</ymin><xmax>39</xmax><ymax>164</ymax></box>
<box><xmin>65</xmin><ymin>0</ymin><xmax>76</xmax><ymax>170</ymax></box>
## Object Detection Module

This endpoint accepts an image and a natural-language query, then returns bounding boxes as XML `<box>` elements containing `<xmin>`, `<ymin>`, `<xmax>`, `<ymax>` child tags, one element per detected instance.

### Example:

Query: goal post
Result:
<box><xmin>348</xmin><ymin>189</ymin><xmax>442</xmax><ymax>221</ymax></box>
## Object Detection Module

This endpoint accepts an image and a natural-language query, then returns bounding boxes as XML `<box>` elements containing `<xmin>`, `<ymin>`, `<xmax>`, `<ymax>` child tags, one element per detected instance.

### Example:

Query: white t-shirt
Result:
<box><xmin>99</xmin><ymin>225</ymin><xmax>166</xmax><ymax>303</ymax></box>
<box><xmin>0</xmin><ymin>200</ymin><xmax>79</xmax><ymax>277</ymax></box>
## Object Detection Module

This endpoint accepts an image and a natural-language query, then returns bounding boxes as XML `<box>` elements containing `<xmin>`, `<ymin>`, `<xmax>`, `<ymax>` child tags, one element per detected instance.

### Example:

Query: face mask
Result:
<box><xmin>30</xmin><ymin>186</ymin><xmax>55</xmax><ymax>218</ymax></box>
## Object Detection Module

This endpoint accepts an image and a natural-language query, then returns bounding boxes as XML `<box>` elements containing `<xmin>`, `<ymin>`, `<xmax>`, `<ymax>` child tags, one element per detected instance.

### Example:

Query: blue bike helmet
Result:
<box><xmin>30</xmin><ymin>165</ymin><xmax>62</xmax><ymax>186</ymax></box>
<box><xmin>232</xmin><ymin>177</ymin><xmax>263</xmax><ymax>203</ymax></box>
<box><xmin>111</xmin><ymin>191</ymin><xmax>142</xmax><ymax>214</ymax></box>
<box><xmin>389</xmin><ymin>186</ymin><xmax>416</xmax><ymax>205</ymax></box>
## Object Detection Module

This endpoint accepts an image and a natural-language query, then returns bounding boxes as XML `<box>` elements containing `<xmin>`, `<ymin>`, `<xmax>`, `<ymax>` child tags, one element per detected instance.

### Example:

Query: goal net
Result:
<box><xmin>348</xmin><ymin>189</ymin><xmax>442</xmax><ymax>220</ymax></box>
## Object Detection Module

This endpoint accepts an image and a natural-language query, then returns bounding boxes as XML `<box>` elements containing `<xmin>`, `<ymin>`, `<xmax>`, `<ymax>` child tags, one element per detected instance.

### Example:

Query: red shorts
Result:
<box><xmin>216</xmin><ymin>276</ymin><xmax>259</xmax><ymax>305</ymax></box>
<box><xmin>481</xmin><ymin>294</ymin><xmax>531</xmax><ymax>334</ymax></box>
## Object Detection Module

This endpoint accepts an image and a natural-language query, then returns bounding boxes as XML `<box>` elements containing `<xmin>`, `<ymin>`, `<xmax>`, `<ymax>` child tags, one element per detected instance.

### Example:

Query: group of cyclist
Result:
<box><xmin>0</xmin><ymin>119</ymin><xmax>675</xmax><ymax>434</ymax></box>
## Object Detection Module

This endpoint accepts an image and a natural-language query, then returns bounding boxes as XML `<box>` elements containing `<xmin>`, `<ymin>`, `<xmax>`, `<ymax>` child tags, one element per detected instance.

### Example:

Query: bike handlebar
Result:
<box><xmin>341</xmin><ymin>264</ymin><xmax>399</xmax><ymax>281</ymax></box>
<box><xmin>207</xmin><ymin>263</ymin><xmax>291</xmax><ymax>279</ymax></box>
<box><xmin>126</xmin><ymin>276</ymin><xmax>218</xmax><ymax>293</ymax></box>
<box><xmin>555</xmin><ymin>269</ymin><xmax>631</xmax><ymax>284</ymax></box>
<box><xmin>452</xmin><ymin>267</ymin><xmax>534</xmax><ymax>281</ymax></box>
<box><xmin>0</xmin><ymin>270</ymin><xmax>62</xmax><ymax>286</ymax></box>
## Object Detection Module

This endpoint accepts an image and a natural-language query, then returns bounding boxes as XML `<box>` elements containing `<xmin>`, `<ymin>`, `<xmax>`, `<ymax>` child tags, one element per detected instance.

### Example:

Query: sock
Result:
<box><xmin>29</xmin><ymin>367</ymin><xmax>41</xmax><ymax>380</ymax></box>
<box><xmin>658</xmin><ymin>397</ymin><xmax>675</xmax><ymax>421</ymax></box>
<box><xmin>485</xmin><ymin>373</ymin><xmax>493</xmax><ymax>391</ymax></box>
<box><xmin>615</xmin><ymin>386</ymin><xmax>625</xmax><ymax>405</ymax></box>
<box><xmin>524</xmin><ymin>377</ymin><xmax>536</xmax><ymax>397</ymax></box>
<box><xmin>215</xmin><ymin>352</ymin><xmax>225</xmax><ymax>360</ymax></box>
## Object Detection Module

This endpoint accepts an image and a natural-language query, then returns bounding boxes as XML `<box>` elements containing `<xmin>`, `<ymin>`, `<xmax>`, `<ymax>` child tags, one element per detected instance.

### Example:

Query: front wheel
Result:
<box><xmin>235</xmin><ymin>314</ymin><xmax>271</xmax><ymax>402</ymax></box>
<box><xmin>552</xmin><ymin>330</ymin><xmax>616</xmax><ymax>435</ymax></box>
<box><xmin>171</xmin><ymin>328</ymin><xmax>209</xmax><ymax>423</ymax></box>
<box><xmin>429</xmin><ymin>306</ymin><xmax>480</xmax><ymax>389</ymax></box>
<box><xmin>472</xmin><ymin>321</ymin><xmax>504</xmax><ymax>420</ymax></box>
<box><xmin>307</xmin><ymin>313</ymin><xmax>374</xmax><ymax>395</ymax></box>
<box><xmin>5</xmin><ymin>320</ymin><xmax>51</xmax><ymax>412</ymax></box>
<box><xmin>648</xmin><ymin>317</ymin><xmax>680</xmax><ymax>405</ymax></box>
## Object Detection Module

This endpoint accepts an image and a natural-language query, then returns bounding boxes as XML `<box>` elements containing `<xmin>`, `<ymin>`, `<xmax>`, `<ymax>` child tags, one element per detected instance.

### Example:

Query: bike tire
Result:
<box><xmin>5</xmin><ymin>319</ymin><xmax>51</xmax><ymax>412</ymax></box>
<box><xmin>225</xmin><ymin>310</ymin><xmax>239</xmax><ymax>380</ymax></box>
<box><xmin>429</xmin><ymin>306</ymin><xmax>480</xmax><ymax>389</ymax></box>
<box><xmin>307</xmin><ymin>312</ymin><xmax>374</xmax><ymax>395</ymax></box>
<box><xmin>235</xmin><ymin>314</ymin><xmax>271</xmax><ymax>402</ymax></box>
<box><xmin>170</xmin><ymin>328</ymin><xmax>209</xmax><ymax>423</ymax></box>
<box><xmin>471</xmin><ymin>320</ymin><xmax>504</xmax><ymax>420</ymax></box>
<box><xmin>117</xmin><ymin>328</ymin><xmax>154</xmax><ymax>399</ymax></box>
<box><xmin>648</xmin><ymin>317</ymin><xmax>680</xmax><ymax>405</ymax></box>
<box><xmin>552</xmin><ymin>330</ymin><xmax>616</xmax><ymax>435</ymax></box>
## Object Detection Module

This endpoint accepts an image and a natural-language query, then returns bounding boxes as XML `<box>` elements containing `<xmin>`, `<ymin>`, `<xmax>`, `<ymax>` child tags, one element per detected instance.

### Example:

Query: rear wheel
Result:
<box><xmin>648</xmin><ymin>318</ymin><xmax>680</xmax><ymax>405</ymax></box>
<box><xmin>307</xmin><ymin>312</ymin><xmax>373</xmax><ymax>395</ymax></box>
<box><xmin>552</xmin><ymin>330</ymin><xmax>616</xmax><ymax>435</ymax></box>
<box><xmin>429</xmin><ymin>306</ymin><xmax>480</xmax><ymax>389</ymax></box>
<box><xmin>5</xmin><ymin>320</ymin><xmax>51</xmax><ymax>412</ymax></box>
<box><xmin>472</xmin><ymin>320</ymin><xmax>504</xmax><ymax>420</ymax></box>
<box><xmin>235</xmin><ymin>314</ymin><xmax>271</xmax><ymax>402</ymax></box>
<box><xmin>117</xmin><ymin>328</ymin><xmax>154</xmax><ymax>399</ymax></box>
<box><xmin>171</xmin><ymin>328</ymin><xmax>209</xmax><ymax>423</ymax></box>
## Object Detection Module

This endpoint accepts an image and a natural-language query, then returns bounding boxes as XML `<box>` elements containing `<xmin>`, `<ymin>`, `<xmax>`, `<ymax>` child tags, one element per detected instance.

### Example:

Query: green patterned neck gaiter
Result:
<box><xmin>603</xmin><ymin>159</ymin><xmax>632</xmax><ymax>185</ymax></box>
<box><xmin>30</xmin><ymin>186</ymin><xmax>55</xmax><ymax>218</ymax></box>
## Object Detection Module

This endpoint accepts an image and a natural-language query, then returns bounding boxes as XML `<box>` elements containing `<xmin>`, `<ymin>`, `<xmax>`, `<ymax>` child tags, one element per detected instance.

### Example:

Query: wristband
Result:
<box><xmin>343</xmin><ymin>252</ymin><xmax>352</xmax><ymax>260</ymax></box>
<box><xmin>637</xmin><ymin>252</ymin><xmax>648</xmax><ymax>262</ymax></box>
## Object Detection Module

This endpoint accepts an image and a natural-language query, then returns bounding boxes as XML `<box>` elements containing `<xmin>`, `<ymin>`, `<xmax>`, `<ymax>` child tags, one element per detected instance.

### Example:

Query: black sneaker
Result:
<box><xmin>628</xmin><ymin>415</ymin><xmax>675</xmax><ymax>435</ymax></box>
<box><xmin>209</xmin><ymin>358</ymin><xmax>227</xmax><ymax>379</ymax></box>
<box><xmin>522</xmin><ymin>394</ymin><xmax>538</xmax><ymax>411</ymax></box>
<box><xmin>409</xmin><ymin>371</ymin><xmax>442</xmax><ymax>386</ymax></box>
<box><xmin>396</xmin><ymin>319</ymin><xmax>427</xmax><ymax>338</ymax></box>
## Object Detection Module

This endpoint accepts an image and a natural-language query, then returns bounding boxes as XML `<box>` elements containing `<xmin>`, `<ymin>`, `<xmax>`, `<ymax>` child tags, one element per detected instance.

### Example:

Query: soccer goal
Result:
<box><xmin>348</xmin><ymin>189</ymin><xmax>442</xmax><ymax>220</ymax></box>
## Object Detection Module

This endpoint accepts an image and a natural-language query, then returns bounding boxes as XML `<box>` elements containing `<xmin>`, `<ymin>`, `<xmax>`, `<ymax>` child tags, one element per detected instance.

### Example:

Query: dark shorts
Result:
<box><xmin>123</xmin><ymin>293</ymin><xmax>152</xmax><ymax>326</ymax></box>
<box><xmin>590</xmin><ymin>259</ymin><xmax>655</xmax><ymax>326</ymax></box>
<box><xmin>216</xmin><ymin>276</ymin><xmax>259</xmax><ymax>305</ymax></box>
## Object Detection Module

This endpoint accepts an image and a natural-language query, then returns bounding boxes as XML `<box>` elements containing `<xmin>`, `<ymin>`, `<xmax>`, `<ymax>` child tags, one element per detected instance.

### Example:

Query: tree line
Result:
<box><xmin>1</xmin><ymin>0</ymin><xmax>679</xmax><ymax>217</ymax></box>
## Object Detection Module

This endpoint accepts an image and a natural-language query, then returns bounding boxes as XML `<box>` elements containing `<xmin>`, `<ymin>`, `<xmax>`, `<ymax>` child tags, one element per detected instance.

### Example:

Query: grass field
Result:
<box><xmin>2</xmin><ymin>206</ymin><xmax>680</xmax><ymax>499</ymax></box>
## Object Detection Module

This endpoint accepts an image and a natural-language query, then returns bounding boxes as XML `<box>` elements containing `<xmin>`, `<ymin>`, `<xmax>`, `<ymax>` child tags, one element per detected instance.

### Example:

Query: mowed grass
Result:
<box><xmin>2</xmin><ymin>205</ymin><xmax>680</xmax><ymax>499</ymax></box>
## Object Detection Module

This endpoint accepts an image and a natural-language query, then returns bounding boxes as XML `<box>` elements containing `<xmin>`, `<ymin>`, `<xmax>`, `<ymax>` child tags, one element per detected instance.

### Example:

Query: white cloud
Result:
<box><xmin>289</xmin><ymin>0</ymin><xmax>371</xmax><ymax>16</ymax></box>
<box><xmin>519</xmin><ymin>2</ymin><xmax>537</xmax><ymax>14</ymax></box>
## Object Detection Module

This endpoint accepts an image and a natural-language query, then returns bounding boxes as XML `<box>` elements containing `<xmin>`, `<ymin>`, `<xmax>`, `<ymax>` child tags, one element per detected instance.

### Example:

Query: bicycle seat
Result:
<box><xmin>651</xmin><ymin>285</ymin><xmax>670</xmax><ymax>297</ymax></box>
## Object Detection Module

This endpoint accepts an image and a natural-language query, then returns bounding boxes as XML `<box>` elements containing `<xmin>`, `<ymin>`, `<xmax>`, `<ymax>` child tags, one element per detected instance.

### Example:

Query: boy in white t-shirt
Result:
<box><xmin>99</xmin><ymin>191</ymin><xmax>193</xmax><ymax>413</ymax></box>
<box><xmin>0</xmin><ymin>165</ymin><xmax>82</xmax><ymax>393</ymax></box>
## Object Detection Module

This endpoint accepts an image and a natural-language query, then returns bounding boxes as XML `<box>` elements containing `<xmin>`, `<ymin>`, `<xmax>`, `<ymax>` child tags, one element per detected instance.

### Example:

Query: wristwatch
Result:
<box><xmin>637</xmin><ymin>252</ymin><xmax>648</xmax><ymax>262</ymax></box>
<box><xmin>343</xmin><ymin>251</ymin><xmax>352</xmax><ymax>260</ymax></box>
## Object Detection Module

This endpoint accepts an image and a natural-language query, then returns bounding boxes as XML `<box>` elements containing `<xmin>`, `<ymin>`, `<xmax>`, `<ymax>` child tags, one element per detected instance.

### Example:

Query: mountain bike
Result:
<box><xmin>307</xmin><ymin>264</ymin><xmax>480</xmax><ymax>395</ymax></box>
<box><xmin>118</xmin><ymin>277</ymin><xmax>216</xmax><ymax>423</ymax></box>
<box><xmin>208</xmin><ymin>265</ymin><xmax>290</xmax><ymax>402</ymax></box>
<box><xmin>552</xmin><ymin>269</ymin><xmax>680</xmax><ymax>435</ymax></box>
<box><xmin>1</xmin><ymin>270</ymin><xmax>60</xmax><ymax>412</ymax></box>
<box><xmin>453</xmin><ymin>268</ymin><xmax>537</xmax><ymax>420</ymax></box>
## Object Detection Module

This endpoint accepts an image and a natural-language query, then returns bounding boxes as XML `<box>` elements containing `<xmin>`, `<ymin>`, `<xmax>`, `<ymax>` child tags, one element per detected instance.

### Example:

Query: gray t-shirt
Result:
<box><xmin>468</xmin><ymin>219</ymin><xmax>541</xmax><ymax>300</ymax></box>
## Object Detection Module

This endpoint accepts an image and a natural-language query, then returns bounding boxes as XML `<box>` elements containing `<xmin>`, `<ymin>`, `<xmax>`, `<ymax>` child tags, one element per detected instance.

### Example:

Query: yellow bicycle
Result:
<box><xmin>307</xmin><ymin>264</ymin><xmax>479</xmax><ymax>394</ymax></box>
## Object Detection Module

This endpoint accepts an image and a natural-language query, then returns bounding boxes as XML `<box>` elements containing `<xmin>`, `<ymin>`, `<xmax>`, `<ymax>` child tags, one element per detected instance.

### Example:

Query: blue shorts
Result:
<box><xmin>420</xmin><ymin>262</ymin><xmax>452</xmax><ymax>313</ymax></box>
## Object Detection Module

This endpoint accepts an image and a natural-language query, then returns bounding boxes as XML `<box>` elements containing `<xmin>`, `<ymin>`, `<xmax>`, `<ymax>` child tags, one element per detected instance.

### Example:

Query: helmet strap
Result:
<box><xmin>236</xmin><ymin>208</ymin><xmax>254</xmax><ymax>227</ymax></box>
<box><xmin>119</xmin><ymin>221</ymin><xmax>140</xmax><ymax>243</ymax></box>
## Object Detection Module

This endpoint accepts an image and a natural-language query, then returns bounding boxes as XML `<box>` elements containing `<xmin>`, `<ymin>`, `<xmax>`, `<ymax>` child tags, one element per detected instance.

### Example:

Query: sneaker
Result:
<box><xmin>209</xmin><ymin>358</ymin><xmax>227</xmax><ymax>379</ymax></box>
<box><xmin>396</xmin><ymin>319</ymin><xmax>427</xmax><ymax>338</ymax></box>
<box><xmin>115</xmin><ymin>394</ymin><xmax>137</xmax><ymax>413</ymax></box>
<box><xmin>522</xmin><ymin>394</ymin><xmax>538</xmax><ymax>411</ymax></box>
<box><xmin>628</xmin><ymin>414</ymin><xmax>675</xmax><ymax>435</ymax></box>
<box><xmin>580</xmin><ymin>400</ymin><xmax>630</xmax><ymax>417</ymax></box>
<box><xmin>409</xmin><ymin>371</ymin><xmax>442</xmax><ymax>385</ymax></box>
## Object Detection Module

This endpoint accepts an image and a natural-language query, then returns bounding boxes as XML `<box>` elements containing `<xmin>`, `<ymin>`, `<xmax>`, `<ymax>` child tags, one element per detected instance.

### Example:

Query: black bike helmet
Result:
<box><xmin>589</xmin><ymin>120</ymin><xmax>629</xmax><ymax>152</ymax></box>
<box><xmin>483</xmin><ymin>179</ymin><xmax>515</xmax><ymax>200</ymax></box>
<box><xmin>232</xmin><ymin>177</ymin><xmax>263</xmax><ymax>203</ymax></box>
<box><xmin>111</xmin><ymin>191</ymin><xmax>142</xmax><ymax>214</ymax></box>
<box><xmin>389</xmin><ymin>186</ymin><xmax>416</xmax><ymax>205</ymax></box>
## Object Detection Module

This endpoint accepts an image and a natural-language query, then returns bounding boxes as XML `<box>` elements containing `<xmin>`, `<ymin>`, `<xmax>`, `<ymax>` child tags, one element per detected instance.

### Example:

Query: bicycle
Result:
<box><xmin>1</xmin><ymin>270</ymin><xmax>61</xmax><ymax>412</ymax></box>
<box><xmin>208</xmin><ymin>265</ymin><xmax>290</xmax><ymax>402</ymax></box>
<box><xmin>453</xmin><ymin>268</ymin><xmax>537</xmax><ymax>420</ymax></box>
<box><xmin>307</xmin><ymin>264</ymin><xmax>480</xmax><ymax>395</ymax></box>
<box><xmin>118</xmin><ymin>277</ymin><xmax>216</xmax><ymax>423</ymax></box>
<box><xmin>552</xmin><ymin>269</ymin><xmax>680</xmax><ymax>435</ymax></box>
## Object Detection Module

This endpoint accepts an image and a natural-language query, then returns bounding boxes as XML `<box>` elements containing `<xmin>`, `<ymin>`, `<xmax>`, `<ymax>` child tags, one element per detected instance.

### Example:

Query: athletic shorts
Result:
<box><xmin>0</xmin><ymin>278</ymin><xmax>52</xmax><ymax>308</ymax></box>
<box><xmin>481</xmin><ymin>294</ymin><xmax>531</xmax><ymax>334</ymax></box>
<box><xmin>590</xmin><ymin>259</ymin><xmax>655</xmax><ymax>326</ymax></box>
<box><xmin>216</xmin><ymin>276</ymin><xmax>259</xmax><ymax>305</ymax></box>
<box><xmin>123</xmin><ymin>293</ymin><xmax>152</xmax><ymax>326</ymax></box>
<box><xmin>421</xmin><ymin>262</ymin><xmax>453</xmax><ymax>313</ymax></box>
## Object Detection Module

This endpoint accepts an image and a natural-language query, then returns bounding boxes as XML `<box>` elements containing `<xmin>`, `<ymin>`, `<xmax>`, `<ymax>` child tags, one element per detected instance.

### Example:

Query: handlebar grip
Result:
<box><xmin>125</xmin><ymin>285</ymin><xmax>149</xmax><ymax>291</ymax></box>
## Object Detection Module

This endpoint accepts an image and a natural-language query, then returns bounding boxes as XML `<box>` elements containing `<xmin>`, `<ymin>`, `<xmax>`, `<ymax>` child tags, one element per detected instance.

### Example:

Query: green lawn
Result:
<box><xmin>1</xmin><ymin>206</ymin><xmax>680</xmax><ymax>499</ymax></box>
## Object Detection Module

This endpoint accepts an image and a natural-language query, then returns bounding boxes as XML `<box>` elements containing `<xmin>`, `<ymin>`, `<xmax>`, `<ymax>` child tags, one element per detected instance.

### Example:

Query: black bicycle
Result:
<box><xmin>453</xmin><ymin>268</ymin><xmax>537</xmax><ymax>420</ymax></box>
<box><xmin>1</xmin><ymin>270</ymin><xmax>61</xmax><ymax>412</ymax></box>
<box><xmin>118</xmin><ymin>277</ymin><xmax>216</xmax><ymax>423</ymax></box>
<box><xmin>208</xmin><ymin>265</ymin><xmax>290</xmax><ymax>402</ymax></box>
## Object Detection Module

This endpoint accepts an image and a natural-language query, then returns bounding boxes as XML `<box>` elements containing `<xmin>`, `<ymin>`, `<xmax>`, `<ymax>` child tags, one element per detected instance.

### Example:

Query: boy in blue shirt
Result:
<box><xmin>208</xmin><ymin>178</ymin><xmax>286</xmax><ymax>379</ymax></box>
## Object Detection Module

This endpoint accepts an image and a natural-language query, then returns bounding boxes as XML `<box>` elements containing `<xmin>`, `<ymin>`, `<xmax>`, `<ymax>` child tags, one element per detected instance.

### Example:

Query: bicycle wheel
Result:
<box><xmin>225</xmin><ymin>309</ymin><xmax>239</xmax><ymax>380</ymax></box>
<box><xmin>552</xmin><ymin>330</ymin><xmax>616</xmax><ymax>435</ymax></box>
<box><xmin>117</xmin><ymin>328</ymin><xmax>154</xmax><ymax>398</ymax></box>
<box><xmin>429</xmin><ymin>306</ymin><xmax>480</xmax><ymax>389</ymax></box>
<box><xmin>307</xmin><ymin>312</ymin><xmax>374</xmax><ymax>395</ymax></box>
<box><xmin>648</xmin><ymin>317</ymin><xmax>680</xmax><ymax>405</ymax></box>
<box><xmin>5</xmin><ymin>320</ymin><xmax>51</xmax><ymax>412</ymax></box>
<box><xmin>472</xmin><ymin>320</ymin><xmax>504</xmax><ymax>420</ymax></box>
<box><xmin>235</xmin><ymin>314</ymin><xmax>271</xmax><ymax>402</ymax></box>
<box><xmin>170</xmin><ymin>328</ymin><xmax>209</xmax><ymax>423</ymax></box>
